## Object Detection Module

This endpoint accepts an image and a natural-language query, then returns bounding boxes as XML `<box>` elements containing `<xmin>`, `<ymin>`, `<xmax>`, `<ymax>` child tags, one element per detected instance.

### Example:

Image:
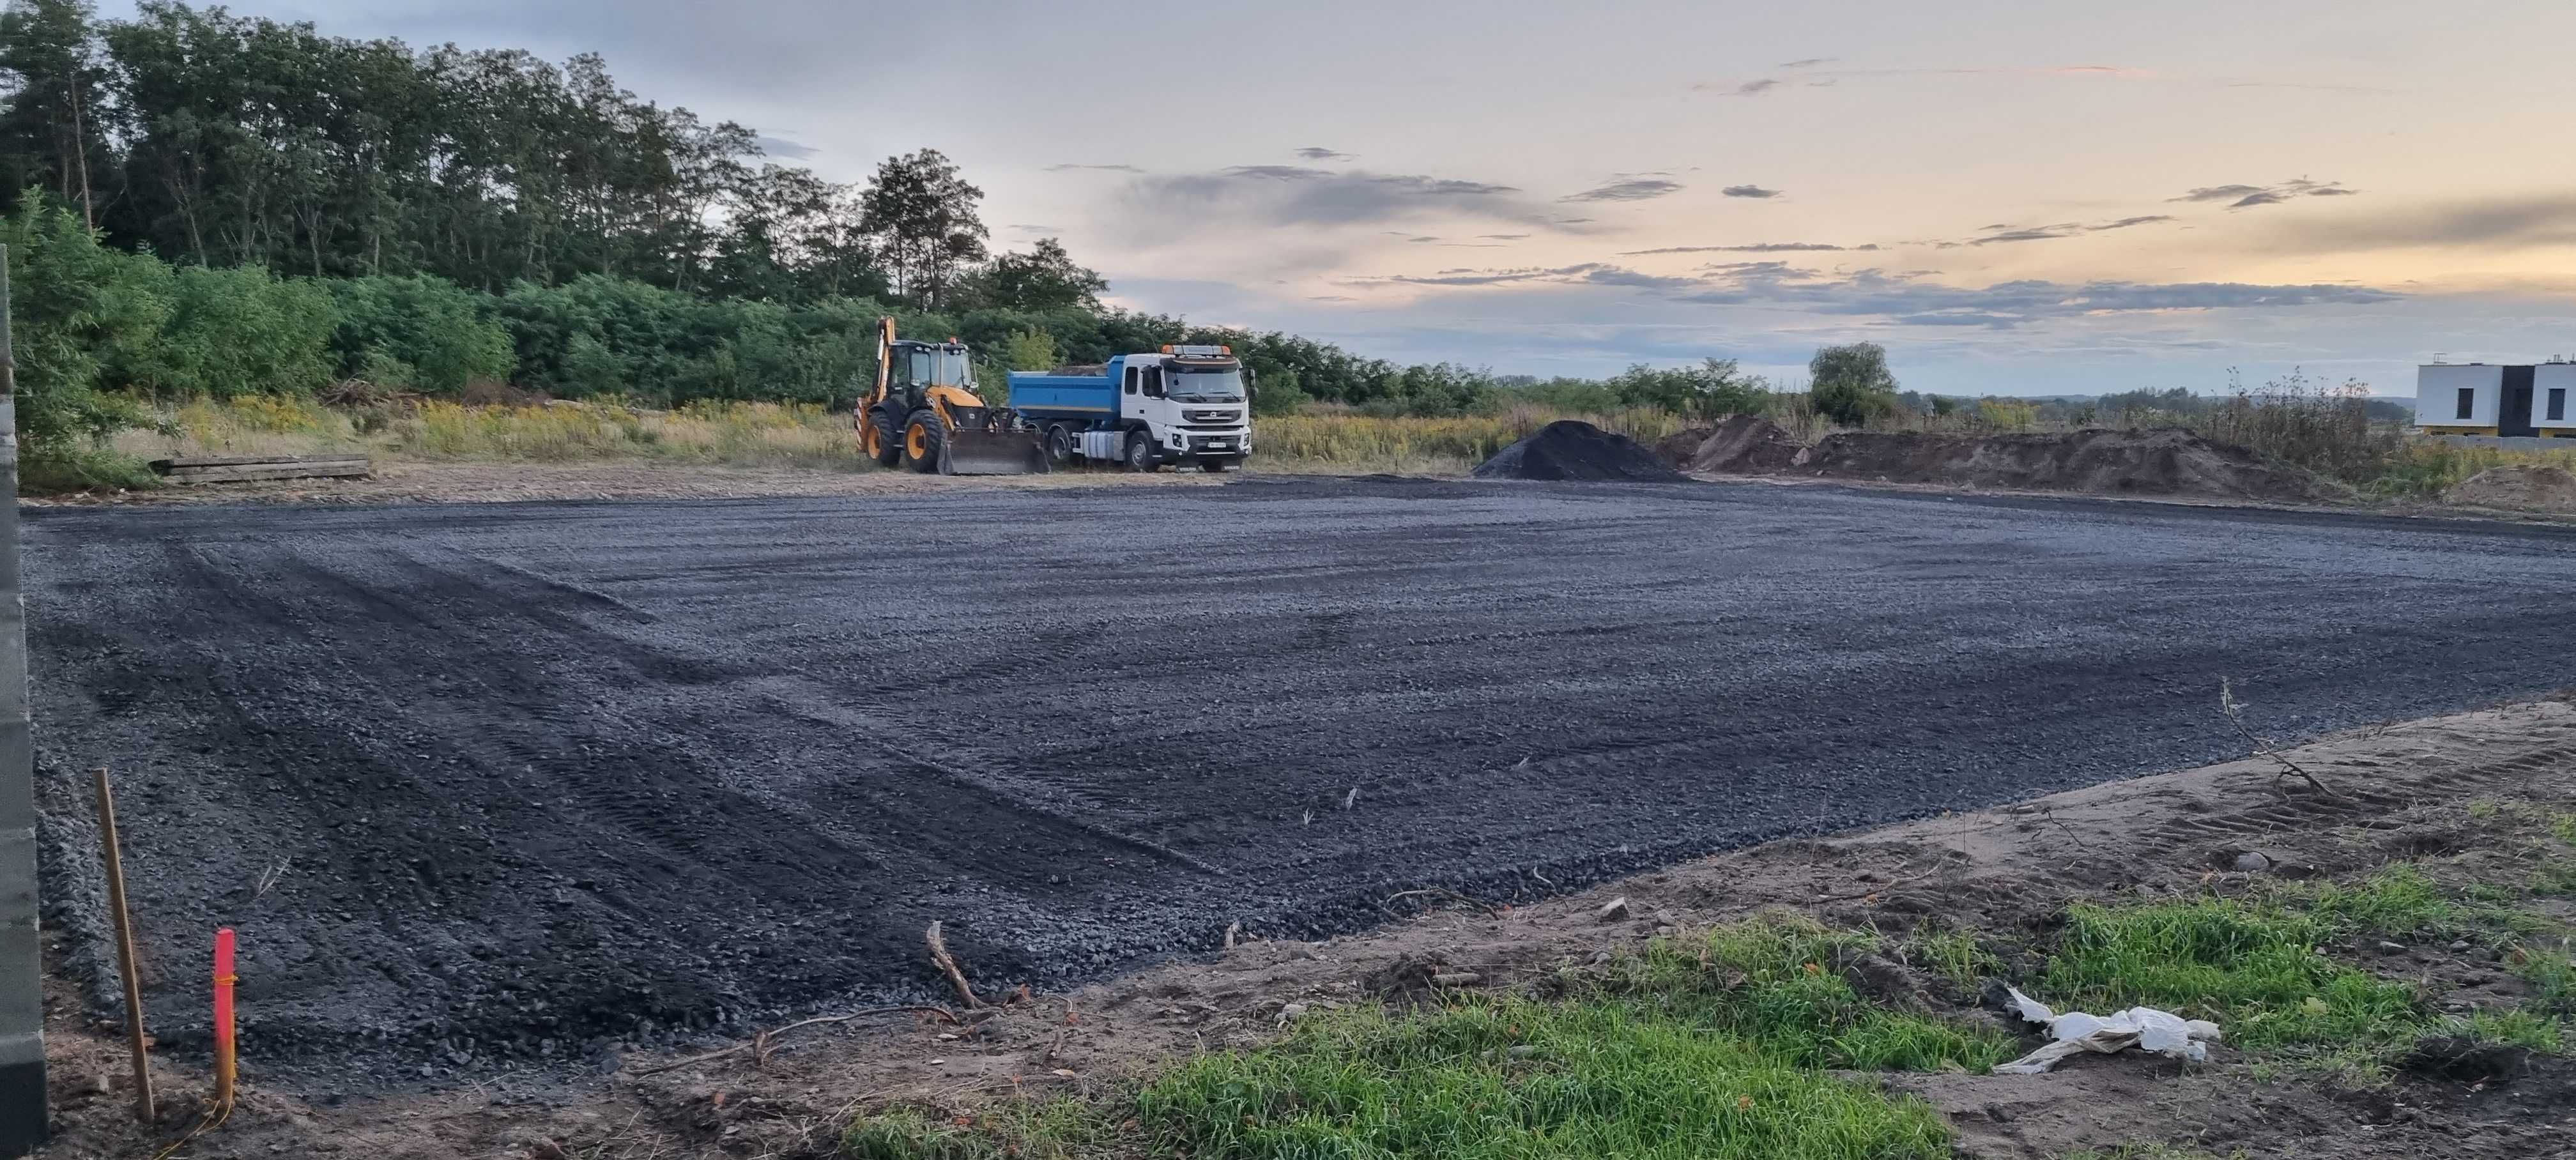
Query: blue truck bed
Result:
<box><xmin>1008</xmin><ymin>371</ymin><xmax>1118</xmax><ymax>422</ymax></box>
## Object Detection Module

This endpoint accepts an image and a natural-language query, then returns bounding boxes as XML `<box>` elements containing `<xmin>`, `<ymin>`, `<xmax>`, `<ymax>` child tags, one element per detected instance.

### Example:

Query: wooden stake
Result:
<box><xmin>91</xmin><ymin>768</ymin><xmax>153</xmax><ymax>1124</ymax></box>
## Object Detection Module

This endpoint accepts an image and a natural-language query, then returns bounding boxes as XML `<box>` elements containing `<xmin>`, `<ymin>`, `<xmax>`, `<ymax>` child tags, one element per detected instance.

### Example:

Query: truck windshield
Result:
<box><xmin>1169</xmin><ymin>367</ymin><xmax>1244</xmax><ymax>400</ymax></box>
<box><xmin>909</xmin><ymin>348</ymin><xmax>974</xmax><ymax>387</ymax></box>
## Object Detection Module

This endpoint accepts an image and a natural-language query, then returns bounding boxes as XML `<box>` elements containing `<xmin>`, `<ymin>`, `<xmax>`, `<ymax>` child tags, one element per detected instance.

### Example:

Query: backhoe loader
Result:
<box><xmin>855</xmin><ymin>317</ymin><xmax>1050</xmax><ymax>475</ymax></box>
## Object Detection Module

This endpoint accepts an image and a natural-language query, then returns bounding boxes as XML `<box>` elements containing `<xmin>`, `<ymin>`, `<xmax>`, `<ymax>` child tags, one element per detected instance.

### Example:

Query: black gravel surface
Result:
<box><xmin>26</xmin><ymin>477</ymin><xmax>2576</xmax><ymax>1075</ymax></box>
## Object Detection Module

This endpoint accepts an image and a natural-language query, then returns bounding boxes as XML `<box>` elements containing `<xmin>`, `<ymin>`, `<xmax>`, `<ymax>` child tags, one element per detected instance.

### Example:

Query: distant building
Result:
<box><xmin>2418</xmin><ymin>362</ymin><xmax>2576</xmax><ymax>437</ymax></box>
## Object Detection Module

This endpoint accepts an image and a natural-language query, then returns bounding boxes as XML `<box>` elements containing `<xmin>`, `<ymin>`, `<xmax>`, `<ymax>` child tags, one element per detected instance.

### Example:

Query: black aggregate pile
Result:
<box><xmin>1473</xmin><ymin>420</ymin><xmax>1685</xmax><ymax>482</ymax></box>
<box><xmin>25</xmin><ymin>481</ymin><xmax>2576</xmax><ymax>1081</ymax></box>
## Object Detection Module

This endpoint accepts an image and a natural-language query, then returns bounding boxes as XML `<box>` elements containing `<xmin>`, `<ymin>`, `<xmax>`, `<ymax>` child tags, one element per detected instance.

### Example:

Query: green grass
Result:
<box><xmin>1903</xmin><ymin>926</ymin><xmax>1996</xmax><ymax>995</ymax></box>
<box><xmin>836</xmin><ymin>880</ymin><xmax>2576</xmax><ymax>1158</ymax></box>
<box><xmin>1597</xmin><ymin>915</ymin><xmax>2015</xmax><ymax>1073</ymax></box>
<box><xmin>1133</xmin><ymin>998</ymin><xmax>1956</xmax><ymax>1160</ymax></box>
<box><xmin>2039</xmin><ymin>895</ymin><xmax>2423</xmax><ymax>1053</ymax></box>
<box><xmin>839</xmin><ymin>915</ymin><xmax>2000</xmax><ymax>1160</ymax></box>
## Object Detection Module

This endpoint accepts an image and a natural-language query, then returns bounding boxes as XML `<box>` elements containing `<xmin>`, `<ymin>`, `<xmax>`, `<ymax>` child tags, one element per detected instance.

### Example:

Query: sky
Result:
<box><xmin>112</xmin><ymin>0</ymin><xmax>2576</xmax><ymax>394</ymax></box>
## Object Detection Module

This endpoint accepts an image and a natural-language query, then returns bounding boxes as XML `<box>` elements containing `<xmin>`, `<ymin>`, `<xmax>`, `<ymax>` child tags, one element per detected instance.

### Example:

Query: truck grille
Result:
<box><xmin>1186</xmin><ymin>409</ymin><xmax>1242</xmax><ymax>424</ymax></box>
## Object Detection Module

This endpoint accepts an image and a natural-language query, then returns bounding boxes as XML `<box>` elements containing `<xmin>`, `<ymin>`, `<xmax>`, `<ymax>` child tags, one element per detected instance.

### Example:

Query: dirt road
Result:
<box><xmin>28</xmin><ymin>477</ymin><xmax>2576</xmax><ymax>1078</ymax></box>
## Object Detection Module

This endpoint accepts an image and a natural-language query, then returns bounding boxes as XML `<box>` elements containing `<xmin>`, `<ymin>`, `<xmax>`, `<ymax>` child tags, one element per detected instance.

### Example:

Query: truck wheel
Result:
<box><xmin>866</xmin><ymin>408</ymin><xmax>903</xmax><ymax>468</ymax></box>
<box><xmin>906</xmin><ymin>409</ymin><xmax>948</xmax><ymax>475</ymax></box>
<box><xmin>1124</xmin><ymin>431</ymin><xmax>1158</xmax><ymax>473</ymax></box>
<box><xmin>1045</xmin><ymin>425</ymin><xmax>1073</xmax><ymax>466</ymax></box>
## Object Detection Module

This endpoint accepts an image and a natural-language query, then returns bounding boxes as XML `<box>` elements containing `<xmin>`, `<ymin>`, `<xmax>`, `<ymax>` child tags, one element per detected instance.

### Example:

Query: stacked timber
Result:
<box><xmin>149</xmin><ymin>454</ymin><xmax>372</xmax><ymax>484</ymax></box>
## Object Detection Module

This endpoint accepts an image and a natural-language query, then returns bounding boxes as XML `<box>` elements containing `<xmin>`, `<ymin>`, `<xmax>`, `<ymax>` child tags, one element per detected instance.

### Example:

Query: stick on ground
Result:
<box><xmin>926</xmin><ymin>922</ymin><xmax>986</xmax><ymax>1009</ymax></box>
<box><xmin>92</xmin><ymin>767</ymin><xmax>155</xmax><ymax>1125</ymax></box>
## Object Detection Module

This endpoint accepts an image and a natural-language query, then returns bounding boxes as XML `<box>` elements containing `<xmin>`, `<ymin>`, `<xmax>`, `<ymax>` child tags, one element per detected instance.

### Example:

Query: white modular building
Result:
<box><xmin>2416</xmin><ymin>363</ymin><xmax>2575</xmax><ymax>437</ymax></box>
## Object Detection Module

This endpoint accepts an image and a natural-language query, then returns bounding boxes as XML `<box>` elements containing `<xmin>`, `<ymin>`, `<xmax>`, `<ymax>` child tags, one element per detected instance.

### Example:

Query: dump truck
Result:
<box><xmin>855</xmin><ymin>318</ymin><xmax>1050</xmax><ymax>475</ymax></box>
<box><xmin>1007</xmin><ymin>346</ymin><xmax>1254</xmax><ymax>472</ymax></box>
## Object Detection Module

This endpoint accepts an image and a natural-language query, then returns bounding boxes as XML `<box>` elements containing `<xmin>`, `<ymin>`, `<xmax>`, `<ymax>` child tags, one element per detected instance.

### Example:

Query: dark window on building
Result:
<box><xmin>2458</xmin><ymin>387</ymin><xmax>2476</xmax><ymax>420</ymax></box>
<box><xmin>2552</xmin><ymin>388</ymin><xmax>2567</xmax><ymax>422</ymax></box>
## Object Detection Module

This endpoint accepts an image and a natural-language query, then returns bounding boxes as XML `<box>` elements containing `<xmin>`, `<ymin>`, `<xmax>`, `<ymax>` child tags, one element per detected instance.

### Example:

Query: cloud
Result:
<box><xmin>2171</xmin><ymin>178</ymin><xmax>2355</xmax><ymax>209</ymax></box>
<box><xmin>1722</xmin><ymin>185</ymin><xmax>1782</xmax><ymax>199</ymax></box>
<box><xmin>1006</xmin><ymin>224</ymin><xmax>1064</xmax><ymax>235</ymax></box>
<box><xmin>1695</xmin><ymin>78</ymin><xmax>1784</xmax><ymax>96</ymax></box>
<box><xmin>1778</xmin><ymin>57</ymin><xmax>1835</xmax><ymax>68</ymax></box>
<box><xmin>1353</xmin><ymin>259</ymin><xmax>2404</xmax><ymax>330</ymax></box>
<box><xmin>1621</xmin><ymin>242</ymin><xmax>1877</xmax><ymax>255</ymax></box>
<box><xmin>1563</xmin><ymin>178</ymin><xmax>1685</xmax><ymax>203</ymax></box>
<box><xmin>1108</xmin><ymin>165</ymin><xmax>1576</xmax><ymax>238</ymax></box>
<box><xmin>1294</xmin><ymin>147</ymin><xmax>1354</xmax><ymax>161</ymax></box>
<box><xmin>2262</xmin><ymin>192</ymin><xmax>2576</xmax><ymax>252</ymax></box>
<box><xmin>1048</xmin><ymin>162</ymin><xmax>1144</xmax><ymax>173</ymax></box>
<box><xmin>1964</xmin><ymin>215</ymin><xmax>2177</xmax><ymax>245</ymax></box>
<box><xmin>755</xmin><ymin>135</ymin><xmax>817</xmax><ymax>160</ymax></box>
<box><xmin>1479</xmin><ymin>233</ymin><xmax>1531</xmax><ymax>241</ymax></box>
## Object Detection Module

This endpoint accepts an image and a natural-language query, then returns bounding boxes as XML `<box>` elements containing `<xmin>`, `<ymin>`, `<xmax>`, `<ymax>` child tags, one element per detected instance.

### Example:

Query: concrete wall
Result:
<box><xmin>2418</xmin><ymin>364</ymin><xmax>2504</xmax><ymax>429</ymax></box>
<box><xmin>0</xmin><ymin>258</ymin><xmax>41</xmax><ymax>1158</ymax></box>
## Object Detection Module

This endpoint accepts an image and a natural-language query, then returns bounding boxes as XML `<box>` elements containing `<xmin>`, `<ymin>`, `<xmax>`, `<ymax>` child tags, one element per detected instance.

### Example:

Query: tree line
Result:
<box><xmin>0</xmin><ymin>0</ymin><xmax>1919</xmax><ymax>480</ymax></box>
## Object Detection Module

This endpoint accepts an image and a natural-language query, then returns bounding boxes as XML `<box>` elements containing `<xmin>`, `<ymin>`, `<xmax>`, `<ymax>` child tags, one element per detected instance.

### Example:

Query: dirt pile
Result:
<box><xmin>1473</xmin><ymin>420</ymin><xmax>1685</xmax><ymax>482</ymax></box>
<box><xmin>1655</xmin><ymin>414</ymin><xmax>1808</xmax><ymax>473</ymax></box>
<box><xmin>1796</xmin><ymin>427</ymin><xmax>2327</xmax><ymax>501</ymax></box>
<box><xmin>2445</xmin><ymin>464</ymin><xmax>2576</xmax><ymax>512</ymax></box>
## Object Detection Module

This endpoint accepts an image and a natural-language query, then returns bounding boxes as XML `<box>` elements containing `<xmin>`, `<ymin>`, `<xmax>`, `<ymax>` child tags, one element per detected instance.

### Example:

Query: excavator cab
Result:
<box><xmin>856</xmin><ymin>319</ymin><xmax>1049</xmax><ymax>476</ymax></box>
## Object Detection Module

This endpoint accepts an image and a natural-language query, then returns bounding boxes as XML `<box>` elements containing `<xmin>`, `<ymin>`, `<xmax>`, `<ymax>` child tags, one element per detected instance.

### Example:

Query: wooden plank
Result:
<box><xmin>160</xmin><ymin>464</ymin><xmax>372</xmax><ymax>484</ymax></box>
<box><xmin>150</xmin><ymin>454</ymin><xmax>372</xmax><ymax>469</ymax></box>
<box><xmin>159</xmin><ymin>457</ymin><xmax>368</xmax><ymax>471</ymax></box>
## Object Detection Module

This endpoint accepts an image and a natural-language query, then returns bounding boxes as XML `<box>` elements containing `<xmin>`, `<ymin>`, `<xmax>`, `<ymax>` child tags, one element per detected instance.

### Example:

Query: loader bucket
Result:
<box><xmin>942</xmin><ymin>427</ymin><xmax>1052</xmax><ymax>475</ymax></box>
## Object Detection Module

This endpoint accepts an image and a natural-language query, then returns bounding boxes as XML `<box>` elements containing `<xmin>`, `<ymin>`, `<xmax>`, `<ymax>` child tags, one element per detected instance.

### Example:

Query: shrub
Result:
<box><xmin>1809</xmin><ymin>342</ymin><xmax>1899</xmax><ymax>426</ymax></box>
<box><xmin>328</xmin><ymin>274</ymin><xmax>515</xmax><ymax>393</ymax></box>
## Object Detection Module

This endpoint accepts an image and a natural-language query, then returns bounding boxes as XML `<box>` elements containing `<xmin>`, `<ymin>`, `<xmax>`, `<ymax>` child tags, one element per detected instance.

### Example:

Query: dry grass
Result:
<box><xmin>115</xmin><ymin>395</ymin><xmax>866</xmax><ymax>471</ymax></box>
<box><xmin>1259</xmin><ymin>405</ymin><xmax>1701</xmax><ymax>474</ymax></box>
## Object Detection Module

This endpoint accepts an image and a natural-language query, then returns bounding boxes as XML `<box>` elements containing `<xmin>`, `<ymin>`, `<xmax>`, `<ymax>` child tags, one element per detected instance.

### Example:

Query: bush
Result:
<box><xmin>1606</xmin><ymin>358</ymin><xmax>1771</xmax><ymax>419</ymax></box>
<box><xmin>0</xmin><ymin>197</ymin><xmax>161</xmax><ymax>454</ymax></box>
<box><xmin>149</xmin><ymin>265</ymin><xmax>337</xmax><ymax>399</ymax></box>
<box><xmin>328</xmin><ymin>274</ymin><xmax>515</xmax><ymax>393</ymax></box>
<box><xmin>1809</xmin><ymin>342</ymin><xmax>1899</xmax><ymax>426</ymax></box>
<box><xmin>2200</xmin><ymin>367</ymin><xmax>2401</xmax><ymax>484</ymax></box>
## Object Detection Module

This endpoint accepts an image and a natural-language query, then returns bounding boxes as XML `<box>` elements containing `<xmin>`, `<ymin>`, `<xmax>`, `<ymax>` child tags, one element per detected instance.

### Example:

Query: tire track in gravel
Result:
<box><xmin>27</xmin><ymin>477</ymin><xmax>2576</xmax><ymax>1079</ymax></box>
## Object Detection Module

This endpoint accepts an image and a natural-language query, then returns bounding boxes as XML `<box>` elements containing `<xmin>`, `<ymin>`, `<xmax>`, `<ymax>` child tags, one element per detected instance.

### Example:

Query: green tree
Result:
<box><xmin>1808</xmin><ymin>342</ymin><xmax>1898</xmax><ymax>426</ymax></box>
<box><xmin>1606</xmin><ymin>357</ymin><xmax>1769</xmax><ymax>418</ymax></box>
<box><xmin>968</xmin><ymin>238</ymin><xmax>1105</xmax><ymax>310</ymax></box>
<box><xmin>0</xmin><ymin>196</ymin><xmax>159</xmax><ymax>452</ymax></box>
<box><xmin>0</xmin><ymin>0</ymin><xmax>110</xmax><ymax>227</ymax></box>
<box><xmin>858</xmin><ymin>148</ymin><xmax>986</xmax><ymax>309</ymax></box>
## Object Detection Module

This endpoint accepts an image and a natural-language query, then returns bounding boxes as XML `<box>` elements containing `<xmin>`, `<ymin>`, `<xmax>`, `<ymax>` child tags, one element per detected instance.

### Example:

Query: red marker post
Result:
<box><xmin>212</xmin><ymin>929</ymin><xmax>236</xmax><ymax>1110</ymax></box>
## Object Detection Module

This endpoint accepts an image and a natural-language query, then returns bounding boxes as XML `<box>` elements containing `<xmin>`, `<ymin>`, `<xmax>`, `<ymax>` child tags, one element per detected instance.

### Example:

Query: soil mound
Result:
<box><xmin>2444</xmin><ymin>464</ymin><xmax>2576</xmax><ymax>512</ymax></box>
<box><xmin>1659</xmin><ymin>414</ymin><xmax>1808</xmax><ymax>474</ymax></box>
<box><xmin>1798</xmin><ymin>427</ymin><xmax>2325</xmax><ymax>501</ymax></box>
<box><xmin>1473</xmin><ymin>420</ymin><xmax>1685</xmax><ymax>482</ymax></box>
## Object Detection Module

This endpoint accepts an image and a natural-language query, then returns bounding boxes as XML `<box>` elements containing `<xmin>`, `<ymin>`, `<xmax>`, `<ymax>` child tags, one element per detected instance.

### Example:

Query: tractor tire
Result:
<box><xmin>905</xmin><ymin>409</ymin><xmax>948</xmax><ymax>475</ymax></box>
<box><xmin>866</xmin><ymin>408</ymin><xmax>903</xmax><ymax>468</ymax></box>
<box><xmin>1045</xmin><ymin>424</ymin><xmax>1073</xmax><ymax>466</ymax></box>
<box><xmin>1124</xmin><ymin>431</ymin><xmax>1158</xmax><ymax>473</ymax></box>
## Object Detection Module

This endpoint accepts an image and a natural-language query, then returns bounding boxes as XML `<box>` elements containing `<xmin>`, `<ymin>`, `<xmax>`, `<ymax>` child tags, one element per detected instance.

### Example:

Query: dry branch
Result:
<box><xmin>926</xmin><ymin>921</ymin><xmax>986</xmax><ymax>1009</ymax></box>
<box><xmin>1380</xmin><ymin>887</ymin><xmax>1501</xmax><ymax>917</ymax></box>
<box><xmin>632</xmin><ymin>1005</ymin><xmax>958</xmax><ymax>1076</ymax></box>
<box><xmin>2221</xmin><ymin>678</ymin><xmax>2336</xmax><ymax>797</ymax></box>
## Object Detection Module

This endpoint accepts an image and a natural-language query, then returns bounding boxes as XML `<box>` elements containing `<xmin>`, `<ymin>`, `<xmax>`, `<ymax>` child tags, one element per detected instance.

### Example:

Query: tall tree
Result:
<box><xmin>967</xmin><ymin>237</ymin><xmax>1105</xmax><ymax>310</ymax></box>
<box><xmin>0</xmin><ymin>0</ymin><xmax>111</xmax><ymax>226</ymax></box>
<box><xmin>857</xmin><ymin>148</ymin><xmax>985</xmax><ymax>309</ymax></box>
